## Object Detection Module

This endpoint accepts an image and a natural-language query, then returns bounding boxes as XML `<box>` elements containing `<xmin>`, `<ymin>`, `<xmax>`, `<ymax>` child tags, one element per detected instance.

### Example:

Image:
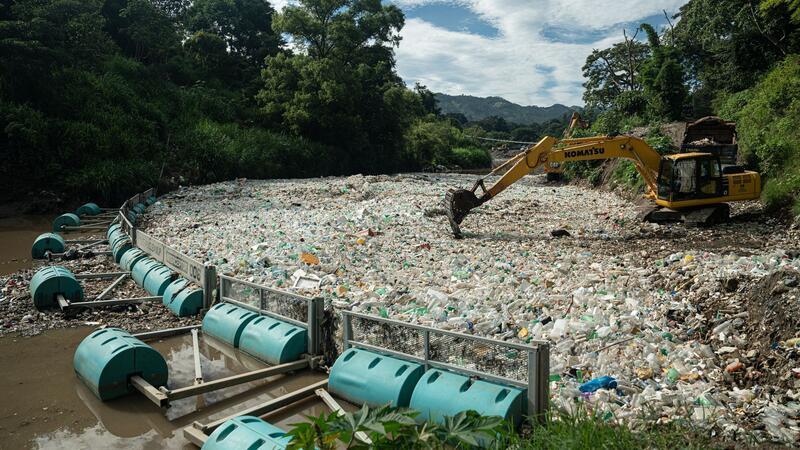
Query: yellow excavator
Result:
<box><xmin>445</xmin><ymin>134</ymin><xmax>761</xmax><ymax>237</ymax></box>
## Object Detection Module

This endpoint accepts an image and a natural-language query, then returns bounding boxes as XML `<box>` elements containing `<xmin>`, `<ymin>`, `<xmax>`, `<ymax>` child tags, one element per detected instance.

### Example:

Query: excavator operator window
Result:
<box><xmin>697</xmin><ymin>157</ymin><xmax>722</xmax><ymax>198</ymax></box>
<box><xmin>657</xmin><ymin>159</ymin><xmax>673</xmax><ymax>199</ymax></box>
<box><xmin>672</xmin><ymin>159</ymin><xmax>697</xmax><ymax>200</ymax></box>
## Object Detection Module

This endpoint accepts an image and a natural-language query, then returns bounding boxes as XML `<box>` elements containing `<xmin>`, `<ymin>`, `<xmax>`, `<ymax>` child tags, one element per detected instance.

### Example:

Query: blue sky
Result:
<box><xmin>272</xmin><ymin>0</ymin><xmax>689</xmax><ymax>106</ymax></box>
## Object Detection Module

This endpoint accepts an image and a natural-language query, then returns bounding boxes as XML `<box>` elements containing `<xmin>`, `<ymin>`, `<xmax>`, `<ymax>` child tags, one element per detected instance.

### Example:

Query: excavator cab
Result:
<box><xmin>656</xmin><ymin>153</ymin><xmax>727</xmax><ymax>202</ymax></box>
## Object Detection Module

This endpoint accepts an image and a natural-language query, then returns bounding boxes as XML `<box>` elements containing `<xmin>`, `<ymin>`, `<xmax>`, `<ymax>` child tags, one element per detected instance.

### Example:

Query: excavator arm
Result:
<box><xmin>445</xmin><ymin>135</ymin><xmax>663</xmax><ymax>237</ymax></box>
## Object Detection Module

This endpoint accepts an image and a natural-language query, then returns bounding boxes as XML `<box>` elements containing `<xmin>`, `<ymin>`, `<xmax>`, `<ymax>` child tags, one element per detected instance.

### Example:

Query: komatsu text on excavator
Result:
<box><xmin>445</xmin><ymin>135</ymin><xmax>761</xmax><ymax>238</ymax></box>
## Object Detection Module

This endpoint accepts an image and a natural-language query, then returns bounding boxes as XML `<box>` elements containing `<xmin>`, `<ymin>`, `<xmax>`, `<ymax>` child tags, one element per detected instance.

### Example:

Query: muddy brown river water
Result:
<box><xmin>0</xmin><ymin>215</ymin><xmax>52</xmax><ymax>276</ymax></box>
<box><xmin>0</xmin><ymin>327</ymin><xmax>331</xmax><ymax>449</ymax></box>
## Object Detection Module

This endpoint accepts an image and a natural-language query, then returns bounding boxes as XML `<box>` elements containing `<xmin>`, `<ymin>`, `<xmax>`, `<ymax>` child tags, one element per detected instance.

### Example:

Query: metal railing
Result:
<box><xmin>218</xmin><ymin>274</ymin><xmax>323</xmax><ymax>357</ymax></box>
<box><xmin>341</xmin><ymin>310</ymin><xmax>550</xmax><ymax>422</ymax></box>
<box><xmin>135</xmin><ymin>229</ymin><xmax>216</xmax><ymax>308</ymax></box>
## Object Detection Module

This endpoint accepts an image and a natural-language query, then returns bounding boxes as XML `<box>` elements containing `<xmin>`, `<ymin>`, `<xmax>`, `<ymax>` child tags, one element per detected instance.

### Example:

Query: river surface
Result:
<box><xmin>0</xmin><ymin>327</ymin><xmax>332</xmax><ymax>449</ymax></box>
<box><xmin>0</xmin><ymin>215</ymin><xmax>52</xmax><ymax>276</ymax></box>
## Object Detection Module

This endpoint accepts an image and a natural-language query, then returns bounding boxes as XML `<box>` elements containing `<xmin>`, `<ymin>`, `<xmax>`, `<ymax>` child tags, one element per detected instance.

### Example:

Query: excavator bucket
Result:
<box><xmin>445</xmin><ymin>188</ymin><xmax>481</xmax><ymax>238</ymax></box>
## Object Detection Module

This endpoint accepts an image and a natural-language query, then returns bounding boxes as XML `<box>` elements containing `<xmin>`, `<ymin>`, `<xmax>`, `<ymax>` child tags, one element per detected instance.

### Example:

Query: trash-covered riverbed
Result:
<box><xmin>137</xmin><ymin>173</ymin><xmax>800</xmax><ymax>444</ymax></box>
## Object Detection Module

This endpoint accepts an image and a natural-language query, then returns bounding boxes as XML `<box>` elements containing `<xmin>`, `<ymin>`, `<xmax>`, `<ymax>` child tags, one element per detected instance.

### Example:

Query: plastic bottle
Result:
<box><xmin>579</xmin><ymin>376</ymin><xmax>617</xmax><ymax>393</ymax></box>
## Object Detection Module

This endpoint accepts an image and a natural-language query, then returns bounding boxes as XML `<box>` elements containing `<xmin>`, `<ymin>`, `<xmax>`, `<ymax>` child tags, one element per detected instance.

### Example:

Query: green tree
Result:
<box><xmin>582</xmin><ymin>37</ymin><xmax>649</xmax><ymax>109</ymax></box>
<box><xmin>185</xmin><ymin>0</ymin><xmax>281</xmax><ymax>65</ymax></box>
<box><xmin>639</xmin><ymin>23</ymin><xmax>686</xmax><ymax>120</ymax></box>
<box><xmin>259</xmin><ymin>0</ymin><xmax>413</xmax><ymax>173</ymax></box>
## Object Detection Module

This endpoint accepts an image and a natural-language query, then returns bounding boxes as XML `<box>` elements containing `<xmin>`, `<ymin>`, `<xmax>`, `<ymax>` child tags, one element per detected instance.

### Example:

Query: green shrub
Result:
<box><xmin>717</xmin><ymin>55</ymin><xmax>800</xmax><ymax>211</ymax></box>
<box><xmin>449</xmin><ymin>147</ymin><xmax>492</xmax><ymax>169</ymax></box>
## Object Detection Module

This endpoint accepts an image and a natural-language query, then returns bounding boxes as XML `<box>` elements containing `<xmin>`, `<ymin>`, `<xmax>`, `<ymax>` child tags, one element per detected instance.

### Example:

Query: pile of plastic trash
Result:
<box><xmin>142</xmin><ymin>173</ymin><xmax>800</xmax><ymax>443</ymax></box>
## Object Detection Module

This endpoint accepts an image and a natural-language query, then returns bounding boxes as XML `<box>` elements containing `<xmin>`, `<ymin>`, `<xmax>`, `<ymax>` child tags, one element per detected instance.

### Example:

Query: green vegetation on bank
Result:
<box><xmin>578</xmin><ymin>0</ymin><xmax>800</xmax><ymax>214</ymax></box>
<box><xmin>284</xmin><ymin>403</ymin><xmax>716</xmax><ymax>450</ymax></box>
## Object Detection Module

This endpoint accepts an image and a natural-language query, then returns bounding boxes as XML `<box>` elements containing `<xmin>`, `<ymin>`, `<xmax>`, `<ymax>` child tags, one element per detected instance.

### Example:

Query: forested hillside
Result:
<box><xmin>0</xmin><ymin>0</ymin><xmax>494</xmax><ymax>205</ymax></box>
<box><xmin>435</xmin><ymin>93</ymin><xmax>576</xmax><ymax>124</ymax></box>
<box><xmin>577</xmin><ymin>0</ymin><xmax>800</xmax><ymax>215</ymax></box>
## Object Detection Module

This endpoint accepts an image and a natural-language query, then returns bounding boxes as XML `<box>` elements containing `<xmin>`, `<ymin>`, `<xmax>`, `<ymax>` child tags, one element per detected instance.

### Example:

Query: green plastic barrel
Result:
<box><xmin>106</xmin><ymin>223</ymin><xmax>122</xmax><ymax>240</ymax></box>
<box><xmin>239</xmin><ymin>316</ymin><xmax>307</xmax><ymax>365</ymax></box>
<box><xmin>31</xmin><ymin>233</ymin><xmax>66</xmax><ymax>259</ymax></box>
<box><xmin>131</xmin><ymin>258</ymin><xmax>161</xmax><ymax>287</ymax></box>
<box><xmin>162</xmin><ymin>278</ymin><xmax>189</xmax><ymax>305</ymax></box>
<box><xmin>120</xmin><ymin>248</ymin><xmax>147</xmax><ymax>271</ymax></box>
<box><xmin>409</xmin><ymin>369</ymin><xmax>525</xmax><ymax>427</ymax></box>
<box><xmin>76</xmin><ymin>203</ymin><xmax>101</xmax><ymax>216</ymax></box>
<box><xmin>29</xmin><ymin>266</ymin><xmax>83</xmax><ymax>310</ymax></box>
<box><xmin>53</xmin><ymin>213</ymin><xmax>80</xmax><ymax>232</ymax></box>
<box><xmin>202</xmin><ymin>303</ymin><xmax>258</xmax><ymax>348</ymax></box>
<box><xmin>328</xmin><ymin>348</ymin><xmax>424</xmax><ymax>408</ymax></box>
<box><xmin>202</xmin><ymin>416</ymin><xmax>291</xmax><ymax>450</ymax></box>
<box><xmin>133</xmin><ymin>203</ymin><xmax>146</xmax><ymax>215</ymax></box>
<box><xmin>162</xmin><ymin>278</ymin><xmax>203</xmax><ymax>317</ymax></box>
<box><xmin>143</xmin><ymin>265</ymin><xmax>172</xmax><ymax>296</ymax></box>
<box><xmin>168</xmin><ymin>288</ymin><xmax>203</xmax><ymax>317</ymax></box>
<box><xmin>111</xmin><ymin>237</ymin><xmax>132</xmax><ymax>263</ymax></box>
<box><xmin>126</xmin><ymin>211</ymin><xmax>137</xmax><ymax>225</ymax></box>
<box><xmin>145</xmin><ymin>196</ymin><xmax>156</xmax><ymax>206</ymax></box>
<box><xmin>74</xmin><ymin>328</ymin><xmax>168</xmax><ymax>401</ymax></box>
<box><xmin>119</xmin><ymin>248</ymin><xmax>145</xmax><ymax>270</ymax></box>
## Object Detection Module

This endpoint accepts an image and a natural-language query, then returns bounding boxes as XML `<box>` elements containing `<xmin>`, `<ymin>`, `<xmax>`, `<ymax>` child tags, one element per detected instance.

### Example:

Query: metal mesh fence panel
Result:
<box><xmin>260</xmin><ymin>287</ymin><xmax>308</xmax><ymax>326</ymax></box>
<box><xmin>349</xmin><ymin>314</ymin><xmax>426</xmax><ymax>360</ymax></box>
<box><xmin>427</xmin><ymin>329</ymin><xmax>528</xmax><ymax>384</ymax></box>
<box><xmin>347</xmin><ymin>313</ymin><xmax>531</xmax><ymax>385</ymax></box>
<box><xmin>220</xmin><ymin>276</ymin><xmax>310</xmax><ymax>328</ymax></box>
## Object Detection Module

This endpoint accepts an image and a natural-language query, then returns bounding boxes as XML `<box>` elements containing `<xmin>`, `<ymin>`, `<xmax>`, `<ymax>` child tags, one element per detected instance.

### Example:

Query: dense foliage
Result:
<box><xmin>0</xmin><ymin>0</ymin><xmax>490</xmax><ymax>205</ymax></box>
<box><xmin>284</xmin><ymin>404</ymin><xmax>715</xmax><ymax>450</ymax></box>
<box><xmin>579</xmin><ymin>0</ymin><xmax>800</xmax><ymax>213</ymax></box>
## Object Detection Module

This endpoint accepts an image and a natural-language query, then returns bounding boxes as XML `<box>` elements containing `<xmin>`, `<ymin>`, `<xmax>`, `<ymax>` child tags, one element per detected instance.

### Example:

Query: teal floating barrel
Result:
<box><xmin>409</xmin><ymin>369</ymin><xmax>525</xmax><ymax>427</ymax></box>
<box><xmin>108</xmin><ymin>229</ymin><xmax>126</xmax><ymax>247</ymax></box>
<box><xmin>53</xmin><ymin>213</ymin><xmax>80</xmax><ymax>232</ymax></box>
<box><xmin>163</xmin><ymin>278</ymin><xmax>203</xmax><ymax>317</ymax></box>
<box><xmin>111</xmin><ymin>237</ymin><xmax>132</xmax><ymax>263</ymax></box>
<box><xmin>239</xmin><ymin>316</ymin><xmax>307</xmax><ymax>365</ymax></box>
<box><xmin>146</xmin><ymin>196</ymin><xmax>156</xmax><ymax>206</ymax></box>
<box><xmin>168</xmin><ymin>288</ymin><xmax>203</xmax><ymax>317</ymax></box>
<box><xmin>74</xmin><ymin>328</ymin><xmax>168</xmax><ymax>401</ymax></box>
<box><xmin>329</xmin><ymin>348</ymin><xmax>424</xmax><ymax>408</ymax></box>
<box><xmin>30</xmin><ymin>266</ymin><xmax>83</xmax><ymax>310</ymax></box>
<box><xmin>31</xmin><ymin>233</ymin><xmax>66</xmax><ymax>259</ymax></box>
<box><xmin>133</xmin><ymin>203</ymin><xmax>146</xmax><ymax>215</ymax></box>
<box><xmin>202</xmin><ymin>416</ymin><xmax>291</xmax><ymax>450</ymax></box>
<box><xmin>131</xmin><ymin>258</ymin><xmax>160</xmax><ymax>286</ymax></box>
<box><xmin>202</xmin><ymin>303</ymin><xmax>258</xmax><ymax>348</ymax></box>
<box><xmin>163</xmin><ymin>278</ymin><xmax>189</xmax><ymax>305</ymax></box>
<box><xmin>126</xmin><ymin>211</ymin><xmax>137</xmax><ymax>225</ymax></box>
<box><xmin>76</xmin><ymin>203</ymin><xmax>101</xmax><ymax>216</ymax></box>
<box><xmin>106</xmin><ymin>223</ymin><xmax>122</xmax><ymax>240</ymax></box>
<box><xmin>120</xmin><ymin>248</ymin><xmax>147</xmax><ymax>272</ymax></box>
<box><xmin>143</xmin><ymin>265</ymin><xmax>172</xmax><ymax>296</ymax></box>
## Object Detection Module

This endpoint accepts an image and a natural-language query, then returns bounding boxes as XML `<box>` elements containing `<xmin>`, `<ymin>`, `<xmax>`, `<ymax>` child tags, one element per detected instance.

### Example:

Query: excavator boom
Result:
<box><xmin>445</xmin><ymin>135</ymin><xmax>664</xmax><ymax>237</ymax></box>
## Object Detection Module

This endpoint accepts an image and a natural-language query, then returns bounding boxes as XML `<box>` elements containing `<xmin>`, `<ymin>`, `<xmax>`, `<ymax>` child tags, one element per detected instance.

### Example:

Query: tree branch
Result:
<box><xmin>747</xmin><ymin>0</ymin><xmax>786</xmax><ymax>56</ymax></box>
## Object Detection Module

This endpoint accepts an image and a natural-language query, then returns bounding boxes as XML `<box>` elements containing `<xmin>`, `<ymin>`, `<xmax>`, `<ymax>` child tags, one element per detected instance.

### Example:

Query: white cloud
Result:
<box><xmin>394</xmin><ymin>0</ymin><xmax>687</xmax><ymax>106</ymax></box>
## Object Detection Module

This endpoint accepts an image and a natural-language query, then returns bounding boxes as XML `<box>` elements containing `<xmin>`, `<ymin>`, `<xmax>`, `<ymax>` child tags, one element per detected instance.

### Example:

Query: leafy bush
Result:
<box><xmin>450</xmin><ymin>147</ymin><xmax>492</xmax><ymax>169</ymax></box>
<box><xmin>286</xmin><ymin>405</ymin><xmax>505</xmax><ymax>449</ymax></box>
<box><xmin>718</xmin><ymin>55</ymin><xmax>800</xmax><ymax>212</ymax></box>
<box><xmin>403</xmin><ymin>118</ymin><xmax>490</xmax><ymax>170</ymax></box>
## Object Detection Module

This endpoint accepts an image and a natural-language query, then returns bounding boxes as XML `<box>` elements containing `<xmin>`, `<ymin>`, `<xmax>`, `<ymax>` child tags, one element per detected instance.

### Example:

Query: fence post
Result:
<box><xmin>528</xmin><ymin>343</ymin><xmax>550</xmax><ymax>425</ymax></box>
<box><xmin>342</xmin><ymin>312</ymin><xmax>352</xmax><ymax>350</ymax></box>
<box><xmin>203</xmin><ymin>264</ymin><xmax>217</xmax><ymax>310</ymax></box>
<box><xmin>423</xmin><ymin>330</ymin><xmax>430</xmax><ymax>371</ymax></box>
<box><xmin>308</xmin><ymin>297</ymin><xmax>323</xmax><ymax>357</ymax></box>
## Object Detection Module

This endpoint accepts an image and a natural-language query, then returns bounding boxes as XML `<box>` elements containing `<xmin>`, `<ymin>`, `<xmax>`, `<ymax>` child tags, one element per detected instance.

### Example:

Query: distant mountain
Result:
<box><xmin>435</xmin><ymin>93</ymin><xmax>579</xmax><ymax>125</ymax></box>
